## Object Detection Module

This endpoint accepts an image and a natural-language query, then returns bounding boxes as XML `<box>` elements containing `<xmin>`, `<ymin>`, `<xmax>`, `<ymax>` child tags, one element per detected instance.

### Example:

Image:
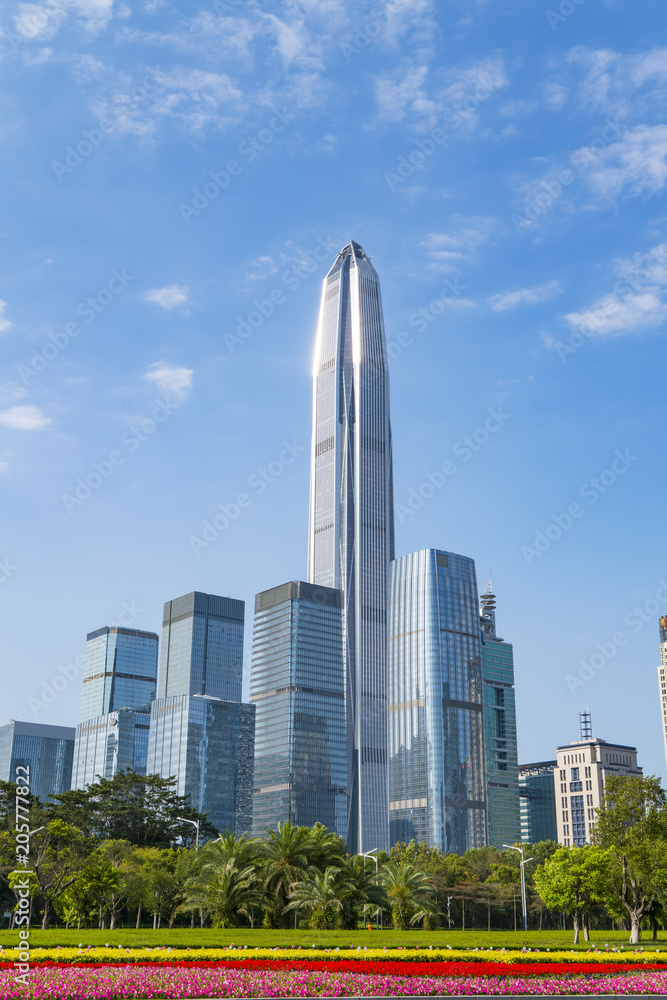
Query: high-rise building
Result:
<box><xmin>79</xmin><ymin>626</ymin><xmax>158</xmax><ymax>723</ymax></box>
<box><xmin>307</xmin><ymin>240</ymin><xmax>394</xmax><ymax>854</ymax></box>
<box><xmin>518</xmin><ymin>761</ymin><xmax>558</xmax><ymax>844</ymax></box>
<box><xmin>72</xmin><ymin>626</ymin><xmax>158</xmax><ymax>789</ymax></box>
<box><xmin>658</xmin><ymin>617</ymin><xmax>667</xmax><ymax>770</ymax></box>
<box><xmin>480</xmin><ymin>583</ymin><xmax>520</xmax><ymax>848</ymax></box>
<box><xmin>147</xmin><ymin>592</ymin><xmax>254</xmax><ymax>835</ymax></box>
<box><xmin>251</xmin><ymin>581</ymin><xmax>346</xmax><ymax>838</ymax></box>
<box><xmin>0</xmin><ymin>721</ymin><xmax>75</xmax><ymax>802</ymax></box>
<box><xmin>554</xmin><ymin>715</ymin><xmax>641</xmax><ymax>847</ymax></box>
<box><xmin>387</xmin><ymin>549</ymin><xmax>488</xmax><ymax>853</ymax></box>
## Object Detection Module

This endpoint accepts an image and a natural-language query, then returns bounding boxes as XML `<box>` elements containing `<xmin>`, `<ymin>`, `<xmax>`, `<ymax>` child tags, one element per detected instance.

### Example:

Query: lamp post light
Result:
<box><xmin>503</xmin><ymin>845</ymin><xmax>534</xmax><ymax>933</ymax></box>
<box><xmin>177</xmin><ymin>818</ymin><xmax>200</xmax><ymax>929</ymax></box>
<box><xmin>447</xmin><ymin>895</ymin><xmax>452</xmax><ymax>930</ymax></box>
<box><xmin>361</xmin><ymin>849</ymin><xmax>379</xmax><ymax>930</ymax></box>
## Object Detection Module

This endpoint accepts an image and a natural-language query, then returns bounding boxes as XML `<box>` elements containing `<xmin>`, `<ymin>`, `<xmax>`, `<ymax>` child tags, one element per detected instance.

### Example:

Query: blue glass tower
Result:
<box><xmin>480</xmin><ymin>584</ymin><xmax>521</xmax><ymax>848</ymax></box>
<box><xmin>251</xmin><ymin>581</ymin><xmax>346</xmax><ymax>838</ymax></box>
<box><xmin>73</xmin><ymin>626</ymin><xmax>158</xmax><ymax>789</ymax></box>
<box><xmin>387</xmin><ymin>549</ymin><xmax>488</xmax><ymax>853</ymax></box>
<box><xmin>147</xmin><ymin>592</ymin><xmax>254</xmax><ymax>835</ymax></box>
<box><xmin>307</xmin><ymin>241</ymin><xmax>394</xmax><ymax>854</ymax></box>
<box><xmin>0</xmin><ymin>721</ymin><xmax>75</xmax><ymax>802</ymax></box>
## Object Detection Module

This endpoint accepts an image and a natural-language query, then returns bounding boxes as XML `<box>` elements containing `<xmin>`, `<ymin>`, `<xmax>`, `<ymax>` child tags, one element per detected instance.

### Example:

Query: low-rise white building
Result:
<box><xmin>554</xmin><ymin>734</ymin><xmax>641</xmax><ymax>847</ymax></box>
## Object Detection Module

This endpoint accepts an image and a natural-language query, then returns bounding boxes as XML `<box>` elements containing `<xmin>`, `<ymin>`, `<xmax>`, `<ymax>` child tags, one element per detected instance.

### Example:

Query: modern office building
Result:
<box><xmin>72</xmin><ymin>626</ymin><xmax>158</xmax><ymax>789</ymax></box>
<box><xmin>251</xmin><ymin>581</ymin><xmax>346</xmax><ymax>839</ymax></box>
<box><xmin>480</xmin><ymin>583</ymin><xmax>520</xmax><ymax>849</ymax></box>
<box><xmin>518</xmin><ymin>761</ymin><xmax>558</xmax><ymax>844</ymax></box>
<box><xmin>658</xmin><ymin>617</ymin><xmax>667</xmax><ymax>771</ymax></box>
<box><xmin>0</xmin><ymin>721</ymin><xmax>75</xmax><ymax>802</ymax></box>
<box><xmin>307</xmin><ymin>241</ymin><xmax>394</xmax><ymax>854</ymax></box>
<box><xmin>71</xmin><ymin>708</ymin><xmax>151</xmax><ymax>788</ymax></box>
<box><xmin>78</xmin><ymin>626</ymin><xmax>159</xmax><ymax>723</ymax></box>
<box><xmin>554</xmin><ymin>715</ymin><xmax>642</xmax><ymax>847</ymax></box>
<box><xmin>387</xmin><ymin>549</ymin><xmax>488</xmax><ymax>854</ymax></box>
<box><xmin>147</xmin><ymin>592</ymin><xmax>254</xmax><ymax>835</ymax></box>
<box><xmin>149</xmin><ymin>695</ymin><xmax>255</xmax><ymax>835</ymax></box>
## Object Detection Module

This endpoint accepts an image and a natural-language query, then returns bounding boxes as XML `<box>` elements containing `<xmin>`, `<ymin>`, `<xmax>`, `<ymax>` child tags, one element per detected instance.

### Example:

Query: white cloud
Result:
<box><xmin>143</xmin><ymin>361</ymin><xmax>193</xmax><ymax>400</ymax></box>
<box><xmin>585</xmin><ymin>125</ymin><xmax>667</xmax><ymax>202</ymax></box>
<box><xmin>244</xmin><ymin>256</ymin><xmax>278</xmax><ymax>282</ymax></box>
<box><xmin>564</xmin><ymin>241</ymin><xmax>667</xmax><ymax>337</ymax></box>
<box><xmin>0</xmin><ymin>301</ymin><xmax>12</xmax><ymax>332</ymax></box>
<box><xmin>420</xmin><ymin>216</ymin><xmax>499</xmax><ymax>272</ymax></box>
<box><xmin>0</xmin><ymin>405</ymin><xmax>50</xmax><ymax>430</ymax></box>
<box><xmin>143</xmin><ymin>284</ymin><xmax>188</xmax><ymax>309</ymax></box>
<box><xmin>13</xmin><ymin>0</ymin><xmax>114</xmax><ymax>42</ymax></box>
<box><xmin>489</xmin><ymin>280</ymin><xmax>561</xmax><ymax>311</ymax></box>
<box><xmin>565</xmin><ymin>46</ymin><xmax>667</xmax><ymax>120</ymax></box>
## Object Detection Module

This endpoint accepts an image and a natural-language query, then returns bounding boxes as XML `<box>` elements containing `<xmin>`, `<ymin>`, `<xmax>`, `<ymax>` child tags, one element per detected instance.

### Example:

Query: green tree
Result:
<box><xmin>592</xmin><ymin>774</ymin><xmax>667</xmax><ymax>944</ymax></box>
<box><xmin>182</xmin><ymin>835</ymin><xmax>263</xmax><ymax>928</ymax></box>
<box><xmin>533</xmin><ymin>845</ymin><xmax>611</xmax><ymax>944</ymax></box>
<box><xmin>287</xmin><ymin>865</ymin><xmax>353</xmax><ymax>929</ymax></box>
<box><xmin>257</xmin><ymin>822</ymin><xmax>314</xmax><ymax>928</ymax></box>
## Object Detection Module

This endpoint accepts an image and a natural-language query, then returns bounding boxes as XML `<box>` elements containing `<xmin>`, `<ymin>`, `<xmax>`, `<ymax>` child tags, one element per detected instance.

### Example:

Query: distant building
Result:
<box><xmin>658</xmin><ymin>617</ymin><xmax>667</xmax><ymax>771</ymax></box>
<box><xmin>251</xmin><ymin>581</ymin><xmax>346</xmax><ymax>839</ymax></box>
<box><xmin>480</xmin><ymin>583</ymin><xmax>520</xmax><ymax>849</ymax></box>
<box><xmin>148</xmin><ymin>592</ymin><xmax>254</xmax><ymax>835</ymax></box>
<box><xmin>72</xmin><ymin>626</ymin><xmax>158</xmax><ymax>789</ymax></box>
<box><xmin>554</xmin><ymin>714</ymin><xmax>641</xmax><ymax>847</ymax></box>
<box><xmin>519</xmin><ymin>761</ymin><xmax>558</xmax><ymax>844</ymax></box>
<box><xmin>0</xmin><ymin>721</ymin><xmax>75</xmax><ymax>802</ymax></box>
<box><xmin>387</xmin><ymin>549</ymin><xmax>488</xmax><ymax>854</ymax></box>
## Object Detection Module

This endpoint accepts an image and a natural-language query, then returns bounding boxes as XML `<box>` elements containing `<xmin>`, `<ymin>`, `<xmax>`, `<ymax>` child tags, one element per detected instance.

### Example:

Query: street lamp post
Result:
<box><xmin>447</xmin><ymin>895</ymin><xmax>452</xmax><ymax>930</ymax></box>
<box><xmin>503</xmin><ymin>845</ymin><xmax>534</xmax><ymax>933</ymax></box>
<box><xmin>361</xmin><ymin>849</ymin><xmax>379</xmax><ymax>930</ymax></box>
<box><xmin>177</xmin><ymin>818</ymin><xmax>201</xmax><ymax>928</ymax></box>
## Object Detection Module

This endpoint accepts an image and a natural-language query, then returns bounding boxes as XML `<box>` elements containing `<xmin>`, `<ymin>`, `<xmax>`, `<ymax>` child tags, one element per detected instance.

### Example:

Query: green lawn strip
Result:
<box><xmin>0</xmin><ymin>929</ymin><xmax>663</xmax><ymax>951</ymax></box>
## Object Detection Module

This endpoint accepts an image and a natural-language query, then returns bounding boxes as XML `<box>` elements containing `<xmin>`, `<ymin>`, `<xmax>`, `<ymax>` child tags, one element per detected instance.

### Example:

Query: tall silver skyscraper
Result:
<box><xmin>307</xmin><ymin>240</ymin><xmax>394</xmax><ymax>854</ymax></box>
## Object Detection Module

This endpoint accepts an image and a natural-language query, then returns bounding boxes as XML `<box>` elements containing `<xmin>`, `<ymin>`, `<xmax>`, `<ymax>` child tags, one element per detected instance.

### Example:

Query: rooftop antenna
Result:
<box><xmin>580</xmin><ymin>710</ymin><xmax>592</xmax><ymax>740</ymax></box>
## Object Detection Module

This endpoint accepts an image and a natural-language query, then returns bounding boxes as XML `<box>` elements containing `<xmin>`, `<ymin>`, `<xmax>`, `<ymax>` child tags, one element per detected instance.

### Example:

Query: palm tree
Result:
<box><xmin>183</xmin><ymin>857</ymin><xmax>263</xmax><ymax>928</ymax></box>
<box><xmin>257</xmin><ymin>822</ymin><xmax>313</xmax><ymax>927</ymax></box>
<box><xmin>339</xmin><ymin>854</ymin><xmax>387</xmax><ymax>930</ymax></box>
<box><xmin>287</xmin><ymin>865</ymin><xmax>353</xmax><ymax>929</ymax></box>
<box><xmin>379</xmin><ymin>861</ymin><xmax>437</xmax><ymax>930</ymax></box>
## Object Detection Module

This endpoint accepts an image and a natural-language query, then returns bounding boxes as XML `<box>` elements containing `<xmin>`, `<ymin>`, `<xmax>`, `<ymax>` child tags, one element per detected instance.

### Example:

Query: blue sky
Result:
<box><xmin>1</xmin><ymin>0</ymin><xmax>666</xmax><ymax>781</ymax></box>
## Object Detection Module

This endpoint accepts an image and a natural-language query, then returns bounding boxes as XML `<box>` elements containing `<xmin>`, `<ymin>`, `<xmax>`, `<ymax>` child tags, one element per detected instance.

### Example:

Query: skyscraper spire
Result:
<box><xmin>307</xmin><ymin>240</ymin><xmax>394</xmax><ymax>854</ymax></box>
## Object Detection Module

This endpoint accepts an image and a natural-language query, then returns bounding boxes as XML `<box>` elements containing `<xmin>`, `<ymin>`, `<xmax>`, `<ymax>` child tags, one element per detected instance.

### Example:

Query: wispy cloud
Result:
<box><xmin>585</xmin><ymin>125</ymin><xmax>667</xmax><ymax>202</ymax></box>
<box><xmin>0</xmin><ymin>301</ymin><xmax>12</xmax><ymax>333</ymax></box>
<box><xmin>420</xmin><ymin>215</ymin><xmax>500</xmax><ymax>272</ymax></box>
<box><xmin>143</xmin><ymin>361</ymin><xmax>193</xmax><ymax>400</ymax></box>
<box><xmin>143</xmin><ymin>284</ymin><xmax>188</xmax><ymax>309</ymax></box>
<box><xmin>0</xmin><ymin>405</ymin><xmax>50</xmax><ymax>430</ymax></box>
<box><xmin>489</xmin><ymin>280</ymin><xmax>561</xmax><ymax>311</ymax></box>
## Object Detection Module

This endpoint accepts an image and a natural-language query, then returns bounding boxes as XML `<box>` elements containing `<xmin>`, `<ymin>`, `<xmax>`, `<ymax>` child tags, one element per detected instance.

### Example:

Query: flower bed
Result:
<box><xmin>3</xmin><ymin>945</ymin><xmax>666</xmax><ymax>966</ymax></box>
<box><xmin>2</xmin><ymin>965</ymin><xmax>667</xmax><ymax>998</ymax></box>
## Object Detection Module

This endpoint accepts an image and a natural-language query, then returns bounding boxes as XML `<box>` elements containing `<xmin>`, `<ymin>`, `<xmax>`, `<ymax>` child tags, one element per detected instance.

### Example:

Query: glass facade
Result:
<box><xmin>147</xmin><ymin>695</ymin><xmax>255</xmax><ymax>835</ymax></box>
<box><xmin>79</xmin><ymin>627</ymin><xmax>158</xmax><ymax>723</ymax></box>
<box><xmin>387</xmin><ymin>549</ymin><xmax>488</xmax><ymax>853</ymax></box>
<box><xmin>480</xmin><ymin>585</ymin><xmax>521</xmax><ymax>848</ymax></box>
<box><xmin>307</xmin><ymin>241</ymin><xmax>394</xmax><ymax>855</ymax></box>
<box><xmin>251</xmin><ymin>582</ymin><xmax>346</xmax><ymax>839</ymax></box>
<box><xmin>158</xmin><ymin>592</ymin><xmax>243</xmax><ymax>702</ymax></box>
<box><xmin>71</xmin><ymin>709</ymin><xmax>150</xmax><ymax>789</ymax></box>
<box><xmin>519</xmin><ymin>761</ymin><xmax>558</xmax><ymax>843</ymax></box>
<box><xmin>0</xmin><ymin>721</ymin><xmax>75</xmax><ymax>802</ymax></box>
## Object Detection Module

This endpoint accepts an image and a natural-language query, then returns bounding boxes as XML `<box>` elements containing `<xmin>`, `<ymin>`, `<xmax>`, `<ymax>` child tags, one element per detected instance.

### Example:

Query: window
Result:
<box><xmin>571</xmin><ymin>767</ymin><xmax>580</xmax><ymax>781</ymax></box>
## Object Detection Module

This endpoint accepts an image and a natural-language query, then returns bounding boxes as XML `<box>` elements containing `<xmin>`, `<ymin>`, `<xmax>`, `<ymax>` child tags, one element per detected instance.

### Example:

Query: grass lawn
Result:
<box><xmin>0</xmin><ymin>928</ymin><xmax>663</xmax><ymax>950</ymax></box>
